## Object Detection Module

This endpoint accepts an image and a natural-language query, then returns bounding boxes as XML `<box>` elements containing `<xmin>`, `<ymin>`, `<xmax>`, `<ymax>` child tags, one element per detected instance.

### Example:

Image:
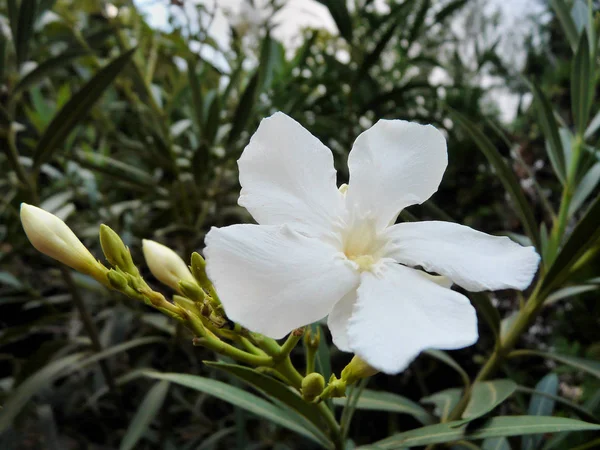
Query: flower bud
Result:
<box><xmin>341</xmin><ymin>356</ymin><xmax>379</xmax><ymax>385</ymax></box>
<box><xmin>20</xmin><ymin>203</ymin><xmax>107</xmax><ymax>280</ymax></box>
<box><xmin>190</xmin><ymin>252</ymin><xmax>210</xmax><ymax>287</ymax></box>
<box><xmin>99</xmin><ymin>224</ymin><xmax>138</xmax><ymax>275</ymax></box>
<box><xmin>107</xmin><ymin>269</ymin><xmax>129</xmax><ymax>290</ymax></box>
<box><xmin>302</xmin><ymin>373</ymin><xmax>325</xmax><ymax>402</ymax></box>
<box><xmin>304</xmin><ymin>327</ymin><xmax>320</xmax><ymax>349</ymax></box>
<box><xmin>142</xmin><ymin>239</ymin><xmax>195</xmax><ymax>291</ymax></box>
<box><xmin>178</xmin><ymin>279</ymin><xmax>206</xmax><ymax>302</ymax></box>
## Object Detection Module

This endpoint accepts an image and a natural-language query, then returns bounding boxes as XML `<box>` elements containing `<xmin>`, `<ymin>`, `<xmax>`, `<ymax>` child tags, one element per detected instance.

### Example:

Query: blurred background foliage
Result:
<box><xmin>0</xmin><ymin>0</ymin><xmax>599</xmax><ymax>448</ymax></box>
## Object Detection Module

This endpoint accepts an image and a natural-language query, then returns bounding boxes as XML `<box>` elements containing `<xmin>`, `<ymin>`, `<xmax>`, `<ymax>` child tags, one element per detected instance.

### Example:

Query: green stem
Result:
<box><xmin>548</xmin><ymin>135</ymin><xmax>583</xmax><ymax>261</ymax></box>
<box><xmin>4</xmin><ymin>125</ymin><xmax>37</xmax><ymax>200</ymax></box>
<box><xmin>280</xmin><ymin>328</ymin><xmax>304</xmax><ymax>358</ymax></box>
<box><xmin>446</xmin><ymin>283</ymin><xmax>543</xmax><ymax>422</ymax></box>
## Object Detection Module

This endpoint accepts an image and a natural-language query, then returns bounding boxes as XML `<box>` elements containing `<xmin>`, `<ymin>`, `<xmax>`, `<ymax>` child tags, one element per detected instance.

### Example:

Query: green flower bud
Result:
<box><xmin>341</xmin><ymin>356</ymin><xmax>379</xmax><ymax>385</ymax></box>
<box><xmin>107</xmin><ymin>269</ymin><xmax>129</xmax><ymax>291</ymax></box>
<box><xmin>20</xmin><ymin>203</ymin><xmax>107</xmax><ymax>281</ymax></box>
<box><xmin>178</xmin><ymin>279</ymin><xmax>206</xmax><ymax>302</ymax></box>
<box><xmin>302</xmin><ymin>373</ymin><xmax>325</xmax><ymax>402</ymax></box>
<box><xmin>190</xmin><ymin>252</ymin><xmax>210</xmax><ymax>288</ymax></box>
<box><xmin>99</xmin><ymin>224</ymin><xmax>138</xmax><ymax>275</ymax></box>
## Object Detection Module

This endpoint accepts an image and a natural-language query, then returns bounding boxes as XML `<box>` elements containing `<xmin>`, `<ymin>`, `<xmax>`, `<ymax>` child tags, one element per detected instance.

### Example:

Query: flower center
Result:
<box><xmin>340</xmin><ymin>215</ymin><xmax>383</xmax><ymax>272</ymax></box>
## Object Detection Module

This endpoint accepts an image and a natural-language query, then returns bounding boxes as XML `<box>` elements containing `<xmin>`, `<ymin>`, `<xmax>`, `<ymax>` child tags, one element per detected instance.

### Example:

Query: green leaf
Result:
<box><xmin>421</xmin><ymin>388</ymin><xmax>463</xmax><ymax>421</ymax></box>
<box><xmin>470</xmin><ymin>292</ymin><xmax>501</xmax><ymax>342</ymax></box>
<box><xmin>0</xmin><ymin>31</ymin><xmax>6</xmax><ymax>81</ymax></box>
<box><xmin>545</xmin><ymin>284</ymin><xmax>599</xmax><ymax>305</ymax></box>
<box><xmin>204</xmin><ymin>361</ymin><xmax>330</xmax><ymax>442</ymax></box>
<box><xmin>333</xmin><ymin>389</ymin><xmax>435</xmax><ymax>425</ymax></box>
<box><xmin>355</xmin><ymin>14</ymin><xmax>402</xmax><ymax>83</ymax></box>
<box><xmin>522</xmin><ymin>373</ymin><xmax>559</xmax><ymax>450</ymax></box>
<box><xmin>32</xmin><ymin>49</ymin><xmax>135</xmax><ymax>170</ymax></box>
<box><xmin>569</xmin><ymin>162</ymin><xmax>600</xmax><ymax>215</ymax></box>
<box><xmin>142</xmin><ymin>371</ymin><xmax>326</xmax><ymax>445</ymax></box>
<box><xmin>0</xmin><ymin>353</ymin><xmax>88</xmax><ymax>433</ymax></box>
<box><xmin>187</xmin><ymin>58</ymin><xmax>204</xmax><ymax>133</ymax></box>
<box><xmin>13</xmin><ymin>49</ymin><xmax>89</xmax><ymax>96</ymax></box>
<box><xmin>425</xmin><ymin>350</ymin><xmax>470</xmax><ymax>387</ymax></box>
<box><xmin>434</xmin><ymin>0</ymin><xmax>468</xmax><ymax>22</ymax></box>
<box><xmin>482</xmin><ymin>437</ymin><xmax>511</xmax><ymax>450</ymax></box>
<box><xmin>531</xmin><ymin>82</ymin><xmax>566</xmax><ymax>184</ymax></box>
<box><xmin>462</xmin><ymin>380</ymin><xmax>517</xmax><ymax>420</ymax></box>
<box><xmin>120</xmin><ymin>380</ymin><xmax>170</xmax><ymax>450</ymax></box>
<box><xmin>15</xmin><ymin>0</ymin><xmax>38</xmax><ymax>67</ymax></box>
<box><xmin>227</xmin><ymin>72</ymin><xmax>259</xmax><ymax>146</ymax></box>
<box><xmin>74</xmin><ymin>149</ymin><xmax>156</xmax><ymax>189</ymax></box>
<box><xmin>7</xmin><ymin>0</ymin><xmax>19</xmax><ymax>43</ymax></box>
<box><xmin>407</xmin><ymin>0</ymin><xmax>431</xmax><ymax>44</ymax></box>
<box><xmin>572</xmin><ymin>33</ymin><xmax>592</xmax><ymax>136</ymax></box>
<box><xmin>584</xmin><ymin>110</ymin><xmax>600</xmax><ymax>139</ymax></box>
<box><xmin>551</xmin><ymin>0</ymin><xmax>579</xmax><ymax>51</ymax></box>
<box><xmin>541</xmin><ymin>193</ymin><xmax>600</xmax><ymax>293</ymax></box>
<box><xmin>449</xmin><ymin>109</ymin><xmax>540</xmax><ymax>248</ymax></box>
<box><xmin>517</xmin><ymin>351</ymin><xmax>600</xmax><ymax>379</ymax></box>
<box><xmin>316</xmin><ymin>0</ymin><xmax>353</xmax><ymax>42</ymax></box>
<box><xmin>204</xmin><ymin>91</ymin><xmax>221</xmax><ymax>145</ymax></box>
<box><xmin>516</xmin><ymin>386</ymin><xmax>597</xmax><ymax>422</ymax></box>
<box><xmin>358</xmin><ymin>416</ymin><xmax>600</xmax><ymax>449</ymax></box>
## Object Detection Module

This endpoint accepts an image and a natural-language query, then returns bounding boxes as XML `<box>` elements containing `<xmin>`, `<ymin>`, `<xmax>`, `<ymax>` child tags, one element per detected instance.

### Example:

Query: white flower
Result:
<box><xmin>142</xmin><ymin>239</ymin><xmax>196</xmax><ymax>292</ymax></box>
<box><xmin>204</xmin><ymin>112</ymin><xmax>540</xmax><ymax>374</ymax></box>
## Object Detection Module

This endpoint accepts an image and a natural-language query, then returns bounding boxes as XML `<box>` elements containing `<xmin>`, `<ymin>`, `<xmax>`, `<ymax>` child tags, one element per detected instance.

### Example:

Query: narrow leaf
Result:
<box><xmin>359</xmin><ymin>416</ymin><xmax>600</xmax><ymax>449</ymax></box>
<box><xmin>462</xmin><ymin>380</ymin><xmax>517</xmax><ymax>420</ymax></box>
<box><xmin>120</xmin><ymin>380</ymin><xmax>170</xmax><ymax>450</ymax></box>
<box><xmin>522</xmin><ymin>373</ymin><xmax>559</xmax><ymax>450</ymax></box>
<box><xmin>569</xmin><ymin>162</ymin><xmax>600</xmax><ymax>215</ymax></box>
<box><xmin>545</xmin><ymin>284</ymin><xmax>599</xmax><ymax>305</ymax></box>
<box><xmin>15</xmin><ymin>0</ymin><xmax>38</xmax><ymax>66</ymax></box>
<box><xmin>449</xmin><ymin>109</ymin><xmax>540</xmax><ymax>248</ymax></box>
<box><xmin>316</xmin><ymin>0</ymin><xmax>353</xmax><ymax>42</ymax></box>
<box><xmin>333</xmin><ymin>389</ymin><xmax>435</xmax><ymax>425</ymax></box>
<box><xmin>143</xmin><ymin>371</ymin><xmax>325</xmax><ymax>445</ymax></box>
<box><xmin>227</xmin><ymin>72</ymin><xmax>258</xmax><ymax>146</ymax></box>
<box><xmin>532</xmin><ymin>82</ymin><xmax>566</xmax><ymax>183</ymax></box>
<box><xmin>541</xmin><ymin>193</ymin><xmax>600</xmax><ymax>293</ymax></box>
<box><xmin>482</xmin><ymin>437</ymin><xmax>511</xmax><ymax>450</ymax></box>
<box><xmin>551</xmin><ymin>0</ymin><xmax>579</xmax><ymax>51</ymax></box>
<box><xmin>516</xmin><ymin>351</ymin><xmax>600</xmax><ymax>379</ymax></box>
<box><xmin>470</xmin><ymin>292</ymin><xmax>501</xmax><ymax>342</ymax></box>
<box><xmin>421</xmin><ymin>388</ymin><xmax>463</xmax><ymax>422</ymax></box>
<box><xmin>572</xmin><ymin>33</ymin><xmax>592</xmax><ymax>136</ymax></box>
<box><xmin>13</xmin><ymin>49</ymin><xmax>89</xmax><ymax>96</ymax></box>
<box><xmin>0</xmin><ymin>353</ymin><xmax>88</xmax><ymax>433</ymax></box>
<box><xmin>204</xmin><ymin>361</ymin><xmax>330</xmax><ymax>441</ymax></box>
<box><xmin>32</xmin><ymin>49</ymin><xmax>135</xmax><ymax>170</ymax></box>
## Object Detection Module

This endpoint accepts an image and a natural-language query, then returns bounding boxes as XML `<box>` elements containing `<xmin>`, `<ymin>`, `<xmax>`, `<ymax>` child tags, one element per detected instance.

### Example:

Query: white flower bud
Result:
<box><xmin>142</xmin><ymin>239</ymin><xmax>196</xmax><ymax>292</ymax></box>
<box><xmin>20</xmin><ymin>203</ymin><xmax>106</xmax><ymax>279</ymax></box>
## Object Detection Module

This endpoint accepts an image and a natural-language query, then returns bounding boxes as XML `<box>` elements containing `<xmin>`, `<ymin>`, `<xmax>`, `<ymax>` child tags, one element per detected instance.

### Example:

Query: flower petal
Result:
<box><xmin>384</xmin><ymin>221</ymin><xmax>541</xmax><ymax>292</ymax></box>
<box><xmin>204</xmin><ymin>224</ymin><xmax>359</xmax><ymax>339</ymax></box>
<box><xmin>347</xmin><ymin>264</ymin><xmax>478</xmax><ymax>374</ymax></box>
<box><xmin>327</xmin><ymin>290</ymin><xmax>357</xmax><ymax>352</ymax></box>
<box><xmin>238</xmin><ymin>112</ymin><xmax>344</xmax><ymax>236</ymax></box>
<box><xmin>346</xmin><ymin>120</ymin><xmax>447</xmax><ymax>228</ymax></box>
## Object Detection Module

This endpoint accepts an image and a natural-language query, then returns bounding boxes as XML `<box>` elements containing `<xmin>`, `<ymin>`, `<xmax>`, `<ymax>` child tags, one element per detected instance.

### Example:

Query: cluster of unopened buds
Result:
<box><xmin>20</xmin><ymin>203</ymin><xmax>373</xmax><ymax>402</ymax></box>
